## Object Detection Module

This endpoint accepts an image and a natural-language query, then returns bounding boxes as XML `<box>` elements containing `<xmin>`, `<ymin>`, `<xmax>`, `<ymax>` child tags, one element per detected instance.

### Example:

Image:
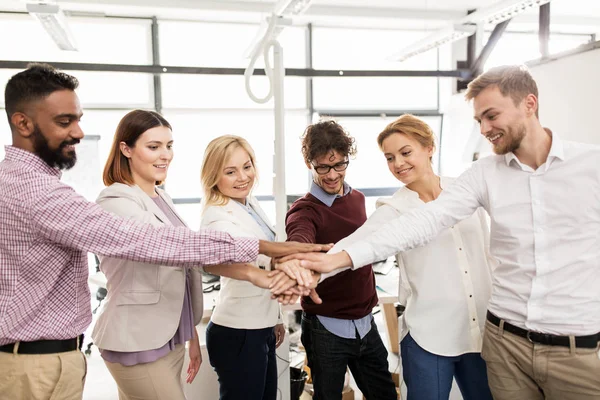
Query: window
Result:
<box><xmin>0</xmin><ymin>14</ymin><xmax>152</xmax><ymax>65</ymax></box>
<box><xmin>312</xmin><ymin>27</ymin><xmax>437</xmax><ymax>70</ymax></box>
<box><xmin>332</xmin><ymin>115</ymin><xmax>442</xmax><ymax>189</ymax></box>
<box><xmin>75</xmin><ymin>72</ymin><xmax>154</xmax><ymax>108</ymax></box>
<box><xmin>159</xmin><ymin>21</ymin><xmax>306</xmax><ymax>68</ymax></box>
<box><xmin>484</xmin><ymin>32</ymin><xmax>591</xmax><ymax>70</ymax></box>
<box><xmin>313</xmin><ymin>77</ymin><xmax>438</xmax><ymax>111</ymax></box>
<box><xmin>162</xmin><ymin>110</ymin><xmax>310</xmax><ymax>200</ymax></box>
<box><xmin>161</xmin><ymin>75</ymin><xmax>306</xmax><ymax>109</ymax></box>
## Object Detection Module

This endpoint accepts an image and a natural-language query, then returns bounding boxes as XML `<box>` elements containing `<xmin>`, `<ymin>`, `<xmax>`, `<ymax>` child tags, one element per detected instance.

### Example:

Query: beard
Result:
<box><xmin>31</xmin><ymin>125</ymin><xmax>79</xmax><ymax>170</ymax></box>
<box><xmin>492</xmin><ymin>122</ymin><xmax>526</xmax><ymax>155</ymax></box>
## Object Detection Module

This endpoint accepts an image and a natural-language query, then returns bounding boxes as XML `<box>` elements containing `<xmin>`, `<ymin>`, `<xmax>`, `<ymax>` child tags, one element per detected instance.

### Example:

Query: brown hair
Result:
<box><xmin>301</xmin><ymin>119</ymin><xmax>356</xmax><ymax>164</ymax></box>
<box><xmin>377</xmin><ymin>114</ymin><xmax>436</xmax><ymax>161</ymax></box>
<box><xmin>465</xmin><ymin>65</ymin><xmax>539</xmax><ymax>118</ymax></box>
<box><xmin>103</xmin><ymin>109</ymin><xmax>171</xmax><ymax>186</ymax></box>
<box><xmin>201</xmin><ymin>135</ymin><xmax>258</xmax><ymax>208</ymax></box>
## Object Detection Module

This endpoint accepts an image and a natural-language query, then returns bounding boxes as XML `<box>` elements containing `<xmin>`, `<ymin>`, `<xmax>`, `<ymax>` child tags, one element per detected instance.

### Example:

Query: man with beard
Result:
<box><xmin>0</xmin><ymin>64</ymin><xmax>328</xmax><ymax>400</ymax></box>
<box><xmin>285</xmin><ymin>65</ymin><xmax>600</xmax><ymax>400</ymax></box>
<box><xmin>284</xmin><ymin>120</ymin><xmax>397</xmax><ymax>400</ymax></box>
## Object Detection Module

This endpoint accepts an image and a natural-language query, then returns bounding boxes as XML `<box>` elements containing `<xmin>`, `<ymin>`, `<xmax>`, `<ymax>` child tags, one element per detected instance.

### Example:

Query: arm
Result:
<box><xmin>291</xmin><ymin>164</ymin><xmax>486</xmax><ymax>272</ymax></box>
<box><xmin>476</xmin><ymin>207</ymin><xmax>498</xmax><ymax>272</ymax></box>
<box><xmin>31</xmin><ymin>180</ymin><xmax>258</xmax><ymax>267</ymax></box>
<box><xmin>318</xmin><ymin>202</ymin><xmax>401</xmax><ymax>281</ymax></box>
<box><xmin>203</xmin><ymin>263</ymin><xmax>296</xmax><ymax>293</ymax></box>
<box><xmin>285</xmin><ymin>206</ymin><xmax>320</xmax><ymax>244</ymax></box>
<box><xmin>342</xmin><ymin>164</ymin><xmax>485</xmax><ymax>269</ymax></box>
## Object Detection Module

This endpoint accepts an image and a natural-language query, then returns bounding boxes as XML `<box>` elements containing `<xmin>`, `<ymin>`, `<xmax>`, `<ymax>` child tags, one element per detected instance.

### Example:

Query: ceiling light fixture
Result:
<box><xmin>26</xmin><ymin>2</ymin><xmax>78</xmax><ymax>51</ymax></box>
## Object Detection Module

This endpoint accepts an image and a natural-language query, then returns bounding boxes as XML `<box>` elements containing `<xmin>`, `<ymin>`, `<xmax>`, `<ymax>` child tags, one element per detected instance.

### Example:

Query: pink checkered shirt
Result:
<box><xmin>0</xmin><ymin>146</ymin><xmax>259</xmax><ymax>346</ymax></box>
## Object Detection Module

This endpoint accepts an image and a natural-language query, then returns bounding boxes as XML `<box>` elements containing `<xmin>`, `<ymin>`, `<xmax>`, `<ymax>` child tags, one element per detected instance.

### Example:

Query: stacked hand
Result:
<box><xmin>269</xmin><ymin>259</ymin><xmax>322</xmax><ymax>305</ymax></box>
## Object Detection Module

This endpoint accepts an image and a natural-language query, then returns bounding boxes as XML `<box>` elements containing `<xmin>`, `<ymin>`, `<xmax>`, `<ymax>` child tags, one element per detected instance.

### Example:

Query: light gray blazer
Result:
<box><xmin>91</xmin><ymin>183</ymin><xmax>203</xmax><ymax>352</ymax></box>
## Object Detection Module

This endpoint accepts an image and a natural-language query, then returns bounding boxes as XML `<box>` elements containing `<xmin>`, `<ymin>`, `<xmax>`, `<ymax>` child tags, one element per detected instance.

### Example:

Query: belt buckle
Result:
<box><xmin>526</xmin><ymin>331</ymin><xmax>536</xmax><ymax>344</ymax></box>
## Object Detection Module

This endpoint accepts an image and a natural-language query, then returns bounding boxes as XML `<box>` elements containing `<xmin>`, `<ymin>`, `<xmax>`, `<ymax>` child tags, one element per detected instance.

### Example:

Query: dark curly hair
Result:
<box><xmin>5</xmin><ymin>63</ymin><xmax>79</xmax><ymax>126</ymax></box>
<box><xmin>301</xmin><ymin>120</ymin><xmax>357</xmax><ymax>164</ymax></box>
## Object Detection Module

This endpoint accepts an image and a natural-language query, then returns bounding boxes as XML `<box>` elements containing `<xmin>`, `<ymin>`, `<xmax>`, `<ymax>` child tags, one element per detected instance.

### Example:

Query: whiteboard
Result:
<box><xmin>61</xmin><ymin>134</ymin><xmax>102</xmax><ymax>201</ymax></box>
<box><xmin>528</xmin><ymin>42</ymin><xmax>600</xmax><ymax>145</ymax></box>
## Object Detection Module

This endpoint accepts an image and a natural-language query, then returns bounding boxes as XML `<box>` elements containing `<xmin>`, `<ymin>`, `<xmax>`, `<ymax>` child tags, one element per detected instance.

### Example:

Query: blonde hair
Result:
<box><xmin>201</xmin><ymin>135</ymin><xmax>258</xmax><ymax>209</ymax></box>
<box><xmin>465</xmin><ymin>65</ymin><xmax>539</xmax><ymax>118</ymax></box>
<box><xmin>377</xmin><ymin>114</ymin><xmax>436</xmax><ymax>161</ymax></box>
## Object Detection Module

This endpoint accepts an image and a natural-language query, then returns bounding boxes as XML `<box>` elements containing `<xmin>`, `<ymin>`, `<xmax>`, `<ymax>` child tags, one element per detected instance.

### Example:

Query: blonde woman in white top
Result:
<box><xmin>199</xmin><ymin>135</ymin><xmax>312</xmax><ymax>400</ymax></box>
<box><xmin>321</xmin><ymin>115</ymin><xmax>495</xmax><ymax>400</ymax></box>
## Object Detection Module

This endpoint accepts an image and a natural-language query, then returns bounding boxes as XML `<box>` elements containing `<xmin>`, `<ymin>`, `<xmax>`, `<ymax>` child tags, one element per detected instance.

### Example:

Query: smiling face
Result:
<box><xmin>381</xmin><ymin>132</ymin><xmax>433</xmax><ymax>186</ymax></box>
<box><xmin>473</xmin><ymin>85</ymin><xmax>531</xmax><ymax>155</ymax></box>
<box><xmin>24</xmin><ymin>90</ymin><xmax>84</xmax><ymax>170</ymax></box>
<box><xmin>216</xmin><ymin>145</ymin><xmax>256</xmax><ymax>204</ymax></box>
<box><xmin>120</xmin><ymin>126</ymin><xmax>173</xmax><ymax>187</ymax></box>
<box><xmin>309</xmin><ymin>150</ymin><xmax>348</xmax><ymax>195</ymax></box>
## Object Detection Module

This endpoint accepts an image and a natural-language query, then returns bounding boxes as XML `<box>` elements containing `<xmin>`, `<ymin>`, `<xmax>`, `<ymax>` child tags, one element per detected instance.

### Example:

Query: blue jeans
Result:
<box><xmin>301</xmin><ymin>313</ymin><xmax>397</xmax><ymax>400</ymax></box>
<box><xmin>400</xmin><ymin>332</ymin><xmax>493</xmax><ymax>400</ymax></box>
<box><xmin>206</xmin><ymin>322</ymin><xmax>277</xmax><ymax>400</ymax></box>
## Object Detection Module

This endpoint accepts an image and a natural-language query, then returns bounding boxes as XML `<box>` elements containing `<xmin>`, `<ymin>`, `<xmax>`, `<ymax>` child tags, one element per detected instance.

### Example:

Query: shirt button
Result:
<box><xmin>464</xmin><ymin>271</ymin><xmax>468</xmax><ymax>274</ymax></box>
<box><xmin>459</xmin><ymin>248</ymin><xmax>462</xmax><ymax>251</ymax></box>
<box><xmin>469</xmin><ymin>295</ymin><xmax>473</xmax><ymax>298</ymax></box>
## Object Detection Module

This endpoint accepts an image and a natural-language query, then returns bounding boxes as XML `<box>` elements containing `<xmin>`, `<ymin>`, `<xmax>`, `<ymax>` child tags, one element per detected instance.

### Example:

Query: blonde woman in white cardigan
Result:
<box><xmin>200</xmin><ymin>135</ymin><xmax>313</xmax><ymax>400</ymax></box>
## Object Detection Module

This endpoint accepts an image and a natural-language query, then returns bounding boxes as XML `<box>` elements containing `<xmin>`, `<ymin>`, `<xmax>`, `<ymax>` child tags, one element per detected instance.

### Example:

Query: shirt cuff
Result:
<box><xmin>235</xmin><ymin>238</ymin><xmax>259</xmax><ymax>263</ymax></box>
<box><xmin>344</xmin><ymin>242</ymin><xmax>376</xmax><ymax>271</ymax></box>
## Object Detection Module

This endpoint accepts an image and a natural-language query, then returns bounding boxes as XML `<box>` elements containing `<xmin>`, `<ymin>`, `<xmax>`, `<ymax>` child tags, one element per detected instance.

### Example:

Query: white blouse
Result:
<box><xmin>332</xmin><ymin>177</ymin><xmax>495</xmax><ymax>356</ymax></box>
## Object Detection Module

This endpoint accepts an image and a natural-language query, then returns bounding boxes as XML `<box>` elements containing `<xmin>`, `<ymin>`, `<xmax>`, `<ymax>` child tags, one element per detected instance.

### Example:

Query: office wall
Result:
<box><xmin>529</xmin><ymin>44</ymin><xmax>600</xmax><ymax>145</ymax></box>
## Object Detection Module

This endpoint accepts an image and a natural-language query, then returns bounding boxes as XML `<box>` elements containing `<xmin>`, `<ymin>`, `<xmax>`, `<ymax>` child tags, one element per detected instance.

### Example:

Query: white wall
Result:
<box><xmin>529</xmin><ymin>44</ymin><xmax>600</xmax><ymax>145</ymax></box>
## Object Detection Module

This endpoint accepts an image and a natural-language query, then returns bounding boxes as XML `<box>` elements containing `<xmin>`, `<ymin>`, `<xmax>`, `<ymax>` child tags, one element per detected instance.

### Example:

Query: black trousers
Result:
<box><xmin>301</xmin><ymin>313</ymin><xmax>397</xmax><ymax>400</ymax></box>
<box><xmin>206</xmin><ymin>322</ymin><xmax>277</xmax><ymax>400</ymax></box>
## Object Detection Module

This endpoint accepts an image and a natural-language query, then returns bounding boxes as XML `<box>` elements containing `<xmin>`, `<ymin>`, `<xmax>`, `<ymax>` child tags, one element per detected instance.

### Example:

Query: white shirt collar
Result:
<box><xmin>504</xmin><ymin>129</ymin><xmax>564</xmax><ymax>168</ymax></box>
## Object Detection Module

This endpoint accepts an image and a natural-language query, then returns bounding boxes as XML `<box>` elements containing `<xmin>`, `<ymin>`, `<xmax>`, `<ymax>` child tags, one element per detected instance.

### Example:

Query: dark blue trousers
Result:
<box><xmin>206</xmin><ymin>322</ymin><xmax>277</xmax><ymax>400</ymax></box>
<box><xmin>400</xmin><ymin>332</ymin><xmax>493</xmax><ymax>400</ymax></box>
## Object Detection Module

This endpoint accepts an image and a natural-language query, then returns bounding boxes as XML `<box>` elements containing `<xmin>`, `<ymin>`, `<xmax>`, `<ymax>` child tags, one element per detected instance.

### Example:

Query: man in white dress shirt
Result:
<box><xmin>286</xmin><ymin>65</ymin><xmax>600</xmax><ymax>400</ymax></box>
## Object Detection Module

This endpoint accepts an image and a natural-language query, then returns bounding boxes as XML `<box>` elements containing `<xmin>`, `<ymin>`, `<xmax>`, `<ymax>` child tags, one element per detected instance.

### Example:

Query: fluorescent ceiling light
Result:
<box><xmin>388</xmin><ymin>0</ymin><xmax>553</xmax><ymax>62</ymax></box>
<box><xmin>26</xmin><ymin>2</ymin><xmax>78</xmax><ymax>51</ymax></box>
<box><xmin>273</xmin><ymin>0</ymin><xmax>314</xmax><ymax>17</ymax></box>
<box><xmin>460</xmin><ymin>0</ymin><xmax>552</xmax><ymax>25</ymax></box>
<box><xmin>388</xmin><ymin>24</ymin><xmax>476</xmax><ymax>62</ymax></box>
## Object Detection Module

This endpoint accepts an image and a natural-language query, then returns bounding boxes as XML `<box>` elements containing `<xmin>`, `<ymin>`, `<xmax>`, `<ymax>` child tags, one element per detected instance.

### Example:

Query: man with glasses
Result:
<box><xmin>285</xmin><ymin>120</ymin><xmax>397</xmax><ymax>399</ymax></box>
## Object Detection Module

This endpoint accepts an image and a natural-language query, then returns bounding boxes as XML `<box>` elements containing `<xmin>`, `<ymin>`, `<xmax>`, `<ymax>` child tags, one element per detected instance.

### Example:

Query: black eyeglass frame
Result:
<box><xmin>311</xmin><ymin>160</ymin><xmax>350</xmax><ymax>175</ymax></box>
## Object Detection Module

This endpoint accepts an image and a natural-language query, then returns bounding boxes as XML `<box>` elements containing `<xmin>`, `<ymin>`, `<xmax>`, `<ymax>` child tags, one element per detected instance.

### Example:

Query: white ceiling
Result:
<box><xmin>1</xmin><ymin>0</ymin><xmax>599</xmax><ymax>31</ymax></box>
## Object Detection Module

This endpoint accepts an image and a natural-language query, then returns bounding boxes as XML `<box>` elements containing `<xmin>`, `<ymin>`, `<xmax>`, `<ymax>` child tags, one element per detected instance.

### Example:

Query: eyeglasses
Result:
<box><xmin>311</xmin><ymin>160</ymin><xmax>349</xmax><ymax>175</ymax></box>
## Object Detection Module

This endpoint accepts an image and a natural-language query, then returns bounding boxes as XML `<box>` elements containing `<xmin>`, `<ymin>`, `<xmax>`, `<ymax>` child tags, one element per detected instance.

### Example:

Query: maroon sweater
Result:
<box><xmin>285</xmin><ymin>190</ymin><xmax>377</xmax><ymax>319</ymax></box>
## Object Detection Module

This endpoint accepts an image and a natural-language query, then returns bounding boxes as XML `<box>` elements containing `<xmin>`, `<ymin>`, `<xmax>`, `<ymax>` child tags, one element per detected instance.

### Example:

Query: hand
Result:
<box><xmin>247</xmin><ymin>268</ymin><xmax>298</xmax><ymax>294</ymax></box>
<box><xmin>258</xmin><ymin>241</ymin><xmax>333</xmax><ymax>258</ymax></box>
<box><xmin>307</xmin><ymin>288</ymin><xmax>322</xmax><ymax>305</ymax></box>
<box><xmin>274</xmin><ymin>323</ymin><xmax>286</xmax><ymax>348</ymax></box>
<box><xmin>186</xmin><ymin>333</ymin><xmax>202</xmax><ymax>384</ymax></box>
<box><xmin>272</xmin><ymin>259</ymin><xmax>313</xmax><ymax>287</ymax></box>
<box><xmin>275</xmin><ymin>291</ymin><xmax>300</xmax><ymax>305</ymax></box>
<box><xmin>278</xmin><ymin>251</ymin><xmax>352</xmax><ymax>273</ymax></box>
